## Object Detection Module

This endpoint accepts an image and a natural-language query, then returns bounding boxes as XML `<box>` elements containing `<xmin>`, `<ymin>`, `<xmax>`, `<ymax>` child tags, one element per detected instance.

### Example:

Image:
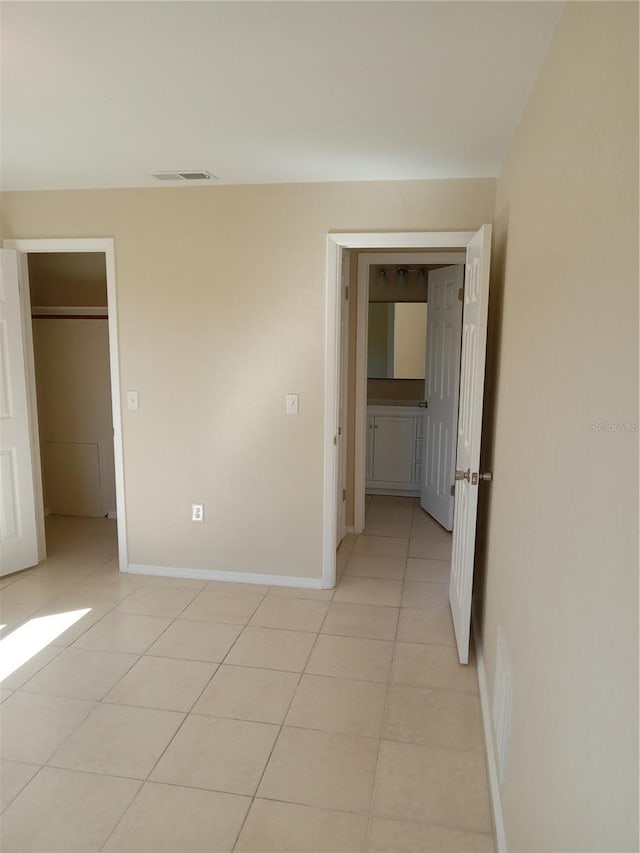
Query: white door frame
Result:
<box><xmin>3</xmin><ymin>238</ymin><xmax>128</xmax><ymax>572</ymax></box>
<box><xmin>336</xmin><ymin>249</ymin><xmax>350</xmax><ymax>545</ymax></box>
<box><xmin>323</xmin><ymin>232</ymin><xmax>474</xmax><ymax>589</ymax></box>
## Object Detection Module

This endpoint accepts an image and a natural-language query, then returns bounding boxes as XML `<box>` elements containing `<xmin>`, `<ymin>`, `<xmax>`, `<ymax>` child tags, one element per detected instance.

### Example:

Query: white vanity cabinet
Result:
<box><xmin>366</xmin><ymin>405</ymin><xmax>424</xmax><ymax>495</ymax></box>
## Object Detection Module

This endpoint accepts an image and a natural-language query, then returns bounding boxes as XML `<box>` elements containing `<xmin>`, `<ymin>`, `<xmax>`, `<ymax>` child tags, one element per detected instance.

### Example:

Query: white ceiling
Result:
<box><xmin>1</xmin><ymin>1</ymin><xmax>564</xmax><ymax>191</ymax></box>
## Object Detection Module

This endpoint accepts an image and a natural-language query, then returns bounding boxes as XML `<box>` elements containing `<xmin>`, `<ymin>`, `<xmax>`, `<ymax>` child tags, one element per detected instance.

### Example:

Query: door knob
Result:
<box><xmin>418</xmin><ymin>401</ymin><xmax>428</xmax><ymax>408</ymax></box>
<box><xmin>455</xmin><ymin>469</ymin><xmax>492</xmax><ymax>485</ymax></box>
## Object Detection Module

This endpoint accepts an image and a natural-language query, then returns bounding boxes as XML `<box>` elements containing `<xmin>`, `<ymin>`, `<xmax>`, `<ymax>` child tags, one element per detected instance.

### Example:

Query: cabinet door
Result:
<box><xmin>372</xmin><ymin>416</ymin><xmax>415</xmax><ymax>484</ymax></box>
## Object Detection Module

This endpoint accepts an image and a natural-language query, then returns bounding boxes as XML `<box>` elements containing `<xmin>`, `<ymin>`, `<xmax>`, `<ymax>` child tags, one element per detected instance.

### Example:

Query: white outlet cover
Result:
<box><xmin>191</xmin><ymin>503</ymin><xmax>204</xmax><ymax>522</ymax></box>
<box><xmin>286</xmin><ymin>394</ymin><xmax>299</xmax><ymax>415</ymax></box>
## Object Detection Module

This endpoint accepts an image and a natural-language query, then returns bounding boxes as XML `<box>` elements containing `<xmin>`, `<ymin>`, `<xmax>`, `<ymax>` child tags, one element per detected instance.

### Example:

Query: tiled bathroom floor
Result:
<box><xmin>0</xmin><ymin>498</ymin><xmax>495</xmax><ymax>852</ymax></box>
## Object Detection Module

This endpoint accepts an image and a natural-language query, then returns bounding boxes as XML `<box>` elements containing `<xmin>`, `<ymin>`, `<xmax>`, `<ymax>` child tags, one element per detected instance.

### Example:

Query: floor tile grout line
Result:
<box><xmin>23</xmin><ymin>643</ymin><xmax>144</xmax><ymax>704</ymax></box>
<box><xmin>97</xmin><ymin>777</ymin><xmax>146</xmax><ymax>852</ymax></box>
<box><xmin>229</xmin><ymin>583</ymin><xmax>363</xmax><ymax>852</ymax></box>
<box><xmin>228</xmin><ymin>670</ymin><xmax>308</xmax><ymax>851</ymax></box>
<box><xmin>12</xmin><ymin>665</ymin><xmax>407</xmax><ymax>703</ymax></box>
<box><xmin>95</xmin><ymin>613</ymin><xmax>251</xmax><ymax>852</ymax></box>
<box><xmin>362</xmin><ymin>503</ymin><xmax>409</xmax><ymax>852</ymax></box>
<box><xmin>5</xmin><ymin>594</ymin><xmax>128</xmax><ymax>689</ymax></box>
<box><xmin>2</xmin><ymin>643</ymin><xmax>66</xmax><ymax>691</ymax></box>
<box><xmin>9</xmin><ymin>606</ymin><xmax>476</xmax><ymax>700</ymax></box>
<box><xmin>117</xmin><ymin>585</ymin><xmax>270</xmax><ymax>801</ymax></box>
<box><xmin>71</xmin><ymin>615</ymin><xmax>179</xmax><ymax>658</ymax></box>
<box><xmin>0</xmin><ymin>763</ymin><xmax>47</xmax><ymax>816</ymax></box>
<box><xmin>226</xmin><ymin>590</ymin><xmax>337</xmax><ymax>850</ymax></box>
<box><xmin>129</xmin><ymin>598</ymin><xmax>265</xmax><ymax>786</ymax></box>
<box><xmin>25</xmin><ymin>692</ymin><xmax>99</xmax><ymax>770</ymax></box>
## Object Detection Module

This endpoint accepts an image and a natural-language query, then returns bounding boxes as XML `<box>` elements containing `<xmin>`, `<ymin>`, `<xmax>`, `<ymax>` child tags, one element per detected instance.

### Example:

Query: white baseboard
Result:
<box><xmin>126</xmin><ymin>563</ymin><xmax>324</xmax><ymax>589</ymax></box>
<box><xmin>345</xmin><ymin>526</ymin><xmax>355</xmax><ymax>535</ymax></box>
<box><xmin>473</xmin><ymin>617</ymin><xmax>507</xmax><ymax>852</ymax></box>
<box><xmin>107</xmin><ymin>511</ymin><xmax>117</xmax><ymax>520</ymax></box>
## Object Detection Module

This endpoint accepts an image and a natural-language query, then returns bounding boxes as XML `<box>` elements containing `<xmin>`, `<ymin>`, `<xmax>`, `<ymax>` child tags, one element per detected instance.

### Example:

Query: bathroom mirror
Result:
<box><xmin>367</xmin><ymin>302</ymin><xmax>428</xmax><ymax>379</ymax></box>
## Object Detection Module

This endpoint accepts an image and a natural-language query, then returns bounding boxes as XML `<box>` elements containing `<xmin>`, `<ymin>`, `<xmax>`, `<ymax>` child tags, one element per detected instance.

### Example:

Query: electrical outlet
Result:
<box><xmin>191</xmin><ymin>503</ymin><xmax>204</xmax><ymax>522</ymax></box>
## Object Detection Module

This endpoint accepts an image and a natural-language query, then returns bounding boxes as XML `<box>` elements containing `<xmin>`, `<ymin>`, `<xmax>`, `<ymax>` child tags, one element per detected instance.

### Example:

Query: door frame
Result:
<box><xmin>323</xmin><ymin>231</ymin><xmax>474</xmax><ymax>588</ymax></box>
<box><xmin>336</xmin><ymin>249</ymin><xmax>350</xmax><ymax>545</ymax></box>
<box><xmin>3</xmin><ymin>237</ymin><xmax>128</xmax><ymax>572</ymax></box>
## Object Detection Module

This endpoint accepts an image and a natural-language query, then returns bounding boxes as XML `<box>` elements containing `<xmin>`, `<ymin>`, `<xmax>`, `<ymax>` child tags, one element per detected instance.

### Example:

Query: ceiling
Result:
<box><xmin>1</xmin><ymin>1</ymin><xmax>564</xmax><ymax>191</ymax></box>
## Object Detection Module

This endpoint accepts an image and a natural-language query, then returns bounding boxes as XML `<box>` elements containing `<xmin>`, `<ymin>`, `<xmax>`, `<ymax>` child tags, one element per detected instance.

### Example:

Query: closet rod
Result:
<box><xmin>31</xmin><ymin>305</ymin><xmax>108</xmax><ymax>320</ymax></box>
<box><xmin>32</xmin><ymin>314</ymin><xmax>108</xmax><ymax>320</ymax></box>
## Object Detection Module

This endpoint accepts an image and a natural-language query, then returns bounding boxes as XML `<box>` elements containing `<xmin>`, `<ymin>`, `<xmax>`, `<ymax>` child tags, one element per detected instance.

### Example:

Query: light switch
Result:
<box><xmin>127</xmin><ymin>390</ymin><xmax>139</xmax><ymax>411</ymax></box>
<box><xmin>286</xmin><ymin>394</ymin><xmax>299</xmax><ymax>415</ymax></box>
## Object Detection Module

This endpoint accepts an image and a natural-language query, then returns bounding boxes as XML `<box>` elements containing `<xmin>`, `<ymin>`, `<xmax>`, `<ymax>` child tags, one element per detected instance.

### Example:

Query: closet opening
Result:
<box><xmin>27</xmin><ymin>251</ymin><xmax>119</xmax><ymax>573</ymax></box>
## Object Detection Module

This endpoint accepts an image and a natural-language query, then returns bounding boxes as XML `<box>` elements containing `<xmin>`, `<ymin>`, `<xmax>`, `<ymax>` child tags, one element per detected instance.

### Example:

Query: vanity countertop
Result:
<box><xmin>367</xmin><ymin>399</ymin><xmax>423</xmax><ymax>407</ymax></box>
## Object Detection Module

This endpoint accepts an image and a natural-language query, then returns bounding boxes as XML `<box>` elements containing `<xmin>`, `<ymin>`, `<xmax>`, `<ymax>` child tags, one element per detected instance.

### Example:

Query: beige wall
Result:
<box><xmin>477</xmin><ymin>3</ymin><xmax>638</xmax><ymax>850</ymax></box>
<box><xmin>2</xmin><ymin>179</ymin><xmax>495</xmax><ymax>575</ymax></box>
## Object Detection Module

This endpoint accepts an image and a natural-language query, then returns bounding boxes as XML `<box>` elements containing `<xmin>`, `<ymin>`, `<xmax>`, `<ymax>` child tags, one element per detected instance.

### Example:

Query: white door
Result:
<box><xmin>420</xmin><ymin>264</ymin><xmax>464</xmax><ymax>530</ymax></box>
<box><xmin>450</xmin><ymin>226</ymin><xmax>492</xmax><ymax>664</ymax></box>
<box><xmin>336</xmin><ymin>250</ymin><xmax>350</xmax><ymax>545</ymax></box>
<box><xmin>0</xmin><ymin>249</ymin><xmax>39</xmax><ymax>576</ymax></box>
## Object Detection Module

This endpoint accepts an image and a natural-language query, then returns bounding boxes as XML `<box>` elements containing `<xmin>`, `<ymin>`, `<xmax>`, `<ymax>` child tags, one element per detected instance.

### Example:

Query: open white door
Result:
<box><xmin>420</xmin><ymin>264</ymin><xmax>464</xmax><ymax>530</ymax></box>
<box><xmin>450</xmin><ymin>226</ymin><xmax>492</xmax><ymax>664</ymax></box>
<box><xmin>0</xmin><ymin>249</ymin><xmax>39</xmax><ymax>576</ymax></box>
<box><xmin>336</xmin><ymin>249</ymin><xmax>350</xmax><ymax>545</ymax></box>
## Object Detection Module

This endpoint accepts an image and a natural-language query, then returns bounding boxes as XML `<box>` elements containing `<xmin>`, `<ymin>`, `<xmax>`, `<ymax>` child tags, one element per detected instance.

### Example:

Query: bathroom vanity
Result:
<box><xmin>365</xmin><ymin>403</ymin><xmax>424</xmax><ymax>496</ymax></box>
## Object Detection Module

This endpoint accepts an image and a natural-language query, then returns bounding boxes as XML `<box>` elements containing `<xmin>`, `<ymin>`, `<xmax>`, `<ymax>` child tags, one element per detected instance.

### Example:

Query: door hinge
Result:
<box><xmin>338</xmin><ymin>426</ymin><xmax>342</xmax><ymax>435</ymax></box>
<box><xmin>333</xmin><ymin>435</ymin><xmax>337</xmax><ymax>446</ymax></box>
<box><xmin>458</xmin><ymin>287</ymin><xmax>464</xmax><ymax>301</ymax></box>
<box><xmin>342</xmin><ymin>489</ymin><xmax>346</xmax><ymax>501</ymax></box>
<box><xmin>344</xmin><ymin>285</ymin><xmax>349</xmax><ymax>301</ymax></box>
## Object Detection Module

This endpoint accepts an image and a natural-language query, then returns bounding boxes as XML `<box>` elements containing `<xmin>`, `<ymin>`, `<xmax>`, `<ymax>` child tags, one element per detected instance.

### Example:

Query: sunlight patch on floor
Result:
<box><xmin>0</xmin><ymin>609</ymin><xmax>91</xmax><ymax>681</ymax></box>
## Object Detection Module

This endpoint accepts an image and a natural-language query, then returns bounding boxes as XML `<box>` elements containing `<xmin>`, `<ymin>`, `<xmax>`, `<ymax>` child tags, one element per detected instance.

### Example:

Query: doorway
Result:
<box><xmin>29</xmin><ymin>252</ymin><xmax>115</xmax><ymax>521</ymax></box>
<box><xmin>355</xmin><ymin>252</ymin><xmax>465</xmax><ymax>532</ymax></box>
<box><xmin>4</xmin><ymin>238</ymin><xmax>128</xmax><ymax>573</ymax></box>
<box><xmin>324</xmin><ymin>229</ymin><xmax>492</xmax><ymax>665</ymax></box>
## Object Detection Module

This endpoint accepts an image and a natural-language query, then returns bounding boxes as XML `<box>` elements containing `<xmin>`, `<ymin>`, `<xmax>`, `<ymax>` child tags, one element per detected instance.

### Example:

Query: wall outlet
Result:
<box><xmin>191</xmin><ymin>503</ymin><xmax>204</xmax><ymax>522</ymax></box>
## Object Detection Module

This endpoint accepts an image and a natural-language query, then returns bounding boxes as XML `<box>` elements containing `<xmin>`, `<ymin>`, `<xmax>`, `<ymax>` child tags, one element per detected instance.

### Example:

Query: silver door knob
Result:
<box><xmin>478</xmin><ymin>472</ymin><xmax>493</xmax><ymax>482</ymax></box>
<box><xmin>455</xmin><ymin>469</ymin><xmax>471</xmax><ymax>482</ymax></box>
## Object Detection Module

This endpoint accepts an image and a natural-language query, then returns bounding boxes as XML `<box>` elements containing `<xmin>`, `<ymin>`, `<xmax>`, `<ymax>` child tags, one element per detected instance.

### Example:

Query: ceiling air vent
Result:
<box><xmin>152</xmin><ymin>171</ymin><xmax>217</xmax><ymax>182</ymax></box>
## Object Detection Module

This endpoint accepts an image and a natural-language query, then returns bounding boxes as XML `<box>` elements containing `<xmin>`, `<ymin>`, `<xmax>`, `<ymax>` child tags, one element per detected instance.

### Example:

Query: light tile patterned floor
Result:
<box><xmin>0</xmin><ymin>499</ymin><xmax>496</xmax><ymax>852</ymax></box>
